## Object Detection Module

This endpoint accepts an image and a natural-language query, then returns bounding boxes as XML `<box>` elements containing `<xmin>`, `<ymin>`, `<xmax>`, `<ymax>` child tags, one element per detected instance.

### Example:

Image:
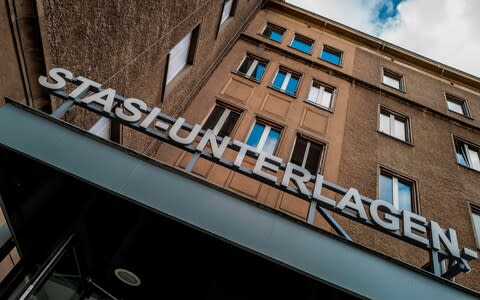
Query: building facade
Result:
<box><xmin>0</xmin><ymin>0</ymin><xmax>479</xmax><ymax>299</ymax></box>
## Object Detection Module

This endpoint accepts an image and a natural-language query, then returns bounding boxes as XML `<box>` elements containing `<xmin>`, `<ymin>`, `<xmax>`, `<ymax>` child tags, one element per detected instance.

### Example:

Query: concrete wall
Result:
<box><xmin>37</xmin><ymin>0</ymin><xmax>260</xmax><ymax>153</ymax></box>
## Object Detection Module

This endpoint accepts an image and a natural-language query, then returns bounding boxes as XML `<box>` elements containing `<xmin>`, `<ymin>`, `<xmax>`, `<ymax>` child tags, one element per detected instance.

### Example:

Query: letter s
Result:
<box><xmin>38</xmin><ymin>68</ymin><xmax>74</xmax><ymax>90</ymax></box>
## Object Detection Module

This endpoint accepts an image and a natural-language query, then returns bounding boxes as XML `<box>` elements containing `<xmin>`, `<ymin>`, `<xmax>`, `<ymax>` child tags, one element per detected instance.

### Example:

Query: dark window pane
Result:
<box><xmin>398</xmin><ymin>180</ymin><xmax>412</xmax><ymax>212</ymax></box>
<box><xmin>252</xmin><ymin>62</ymin><xmax>266</xmax><ymax>81</ymax></box>
<box><xmin>246</xmin><ymin>123</ymin><xmax>265</xmax><ymax>149</ymax></box>
<box><xmin>238</xmin><ymin>57</ymin><xmax>254</xmax><ymax>75</ymax></box>
<box><xmin>263</xmin><ymin>26</ymin><xmax>283</xmax><ymax>42</ymax></box>
<box><xmin>263</xmin><ymin>128</ymin><xmax>280</xmax><ymax>154</ymax></box>
<box><xmin>218</xmin><ymin>111</ymin><xmax>240</xmax><ymax>137</ymax></box>
<box><xmin>273</xmin><ymin>71</ymin><xmax>286</xmax><ymax>89</ymax></box>
<box><xmin>305</xmin><ymin>141</ymin><xmax>322</xmax><ymax>174</ymax></box>
<box><xmin>321</xmin><ymin>49</ymin><xmax>341</xmax><ymax>65</ymax></box>
<box><xmin>380</xmin><ymin>174</ymin><xmax>393</xmax><ymax>205</ymax></box>
<box><xmin>286</xmin><ymin>75</ymin><xmax>299</xmax><ymax>95</ymax></box>
<box><xmin>291</xmin><ymin>137</ymin><xmax>308</xmax><ymax>166</ymax></box>
<box><xmin>291</xmin><ymin>37</ymin><xmax>312</xmax><ymax>53</ymax></box>
<box><xmin>203</xmin><ymin>106</ymin><xmax>224</xmax><ymax>131</ymax></box>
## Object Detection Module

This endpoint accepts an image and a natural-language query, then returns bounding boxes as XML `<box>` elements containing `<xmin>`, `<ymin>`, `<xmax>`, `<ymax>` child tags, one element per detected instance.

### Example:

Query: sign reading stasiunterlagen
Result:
<box><xmin>39</xmin><ymin>68</ymin><xmax>478</xmax><ymax>268</ymax></box>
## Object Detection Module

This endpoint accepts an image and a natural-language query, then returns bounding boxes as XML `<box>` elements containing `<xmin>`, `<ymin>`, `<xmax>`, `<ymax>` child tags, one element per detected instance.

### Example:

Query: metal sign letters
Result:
<box><xmin>39</xmin><ymin>68</ymin><xmax>478</xmax><ymax>278</ymax></box>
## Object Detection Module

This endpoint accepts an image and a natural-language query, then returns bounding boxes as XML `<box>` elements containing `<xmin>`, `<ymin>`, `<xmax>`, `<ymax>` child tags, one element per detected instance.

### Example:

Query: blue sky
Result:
<box><xmin>286</xmin><ymin>0</ymin><xmax>480</xmax><ymax>77</ymax></box>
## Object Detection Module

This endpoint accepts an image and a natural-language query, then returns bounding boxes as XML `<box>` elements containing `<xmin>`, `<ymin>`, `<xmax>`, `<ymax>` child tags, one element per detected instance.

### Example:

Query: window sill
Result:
<box><xmin>267</xmin><ymin>85</ymin><xmax>297</xmax><ymax>99</ymax></box>
<box><xmin>287</xmin><ymin>44</ymin><xmax>312</xmax><ymax>56</ymax></box>
<box><xmin>256</xmin><ymin>32</ymin><xmax>283</xmax><ymax>44</ymax></box>
<box><xmin>231</xmin><ymin>71</ymin><xmax>263</xmax><ymax>84</ymax></box>
<box><xmin>381</xmin><ymin>82</ymin><xmax>406</xmax><ymax>94</ymax></box>
<box><xmin>457</xmin><ymin>163</ymin><xmax>480</xmax><ymax>175</ymax></box>
<box><xmin>377</xmin><ymin>131</ymin><xmax>414</xmax><ymax>147</ymax></box>
<box><xmin>447</xmin><ymin>110</ymin><xmax>474</xmax><ymax>120</ymax></box>
<box><xmin>304</xmin><ymin>100</ymin><xmax>334</xmax><ymax>113</ymax></box>
<box><xmin>319</xmin><ymin>57</ymin><xmax>343</xmax><ymax>68</ymax></box>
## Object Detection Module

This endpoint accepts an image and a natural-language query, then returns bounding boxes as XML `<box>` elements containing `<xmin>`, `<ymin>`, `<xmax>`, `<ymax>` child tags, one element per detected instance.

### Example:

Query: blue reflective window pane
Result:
<box><xmin>286</xmin><ymin>75</ymin><xmax>299</xmax><ymax>95</ymax></box>
<box><xmin>270</xmin><ymin>31</ymin><xmax>283</xmax><ymax>42</ymax></box>
<box><xmin>246</xmin><ymin>123</ymin><xmax>265</xmax><ymax>148</ymax></box>
<box><xmin>252</xmin><ymin>63</ymin><xmax>266</xmax><ymax>81</ymax></box>
<box><xmin>380</xmin><ymin>174</ymin><xmax>393</xmax><ymax>205</ymax></box>
<box><xmin>321</xmin><ymin>49</ymin><xmax>341</xmax><ymax>65</ymax></box>
<box><xmin>263</xmin><ymin>128</ymin><xmax>281</xmax><ymax>154</ymax></box>
<box><xmin>273</xmin><ymin>71</ymin><xmax>286</xmax><ymax>89</ymax></box>
<box><xmin>264</xmin><ymin>26</ymin><xmax>283</xmax><ymax>42</ymax></box>
<box><xmin>457</xmin><ymin>153</ymin><xmax>468</xmax><ymax>167</ymax></box>
<box><xmin>291</xmin><ymin>38</ymin><xmax>312</xmax><ymax>53</ymax></box>
<box><xmin>398</xmin><ymin>181</ymin><xmax>412</xmax><ymax>212</ymax></box>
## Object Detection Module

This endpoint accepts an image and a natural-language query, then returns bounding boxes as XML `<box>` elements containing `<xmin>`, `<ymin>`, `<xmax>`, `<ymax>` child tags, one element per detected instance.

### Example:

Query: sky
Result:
<box><xmin>286</xmin><ymin>0</ymin><xmax>480</xmax><ymax>78</ymax></box>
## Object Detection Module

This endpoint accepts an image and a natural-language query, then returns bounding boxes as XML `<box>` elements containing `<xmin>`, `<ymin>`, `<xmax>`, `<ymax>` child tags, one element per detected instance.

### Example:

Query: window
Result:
<box><xmin>246</xmin><ymin>121</ymin><xmax>281</xmax><ymax>154</ymax></box>
<box><xmin>290</xmin><ymin>135</ymin><xmax>324</xmax><ymax>174</ymax></box>
<box><xmin>261</xmin><ymin>23</ymin><xmax>285</xmax><ymax>42</ymax></box>
<box><xmin>290</xmin><ymin>34</ymin><xmax>313</xmax><ymax>54</ymax></box>
<box><xmin>446</xmin><ymin>94</ymin><xmax>470</xmax><ymax>117</ymax></box>
<box><xmin>272</xmin><ymin>68</ymin><xmax>301</xmax><ymax>96</ymax></box>
<box><xmin>379</xmin><ymin>171</ymin><xmax>415</xmax><ymax>212</ymax></box>
<box><xmin>166</xmin><ymin>26</ymin><xmax>199</xmax><ymax>84</ymax></box>
<box><xmin>454</xmin><ymin>138</ymin><xmax>480</xmax><ymax>171</ymax></box>
<box><xmin>306</xmin><ymin>81</ymin><xmax>335</xmax><ymax>109</ymax></box>
<box><xmin>320</xmin><ymin>46</ymin><xmax>343</xmax><ymax>66</ymax></box>
<box><xmin>202</xmin><ymin>104</ymin><xmax>240</xmax><ymax>137</ymax></box>
<box><xmin>220</xmin><ymin>0</ymin><xmax>234</xmax><ymax>25</ymax></box>
<box><xmin>471</xmin><ymin>206</ymin><xmax>480</xmax><ymax>248</ymax></box>
<box><xmin>237</xmin><ymin>55</ymin><xmax>267</xmax><ymax>81</ymax></box>
<box><xmin>379</xmin><ymin>108</ymin><xmax>410</xmax><ymax>142</ymax></box>
<box><xmin>382</xmin><ymin>69</ymin><xmax>403</xmax><ymax>90</ymax></box>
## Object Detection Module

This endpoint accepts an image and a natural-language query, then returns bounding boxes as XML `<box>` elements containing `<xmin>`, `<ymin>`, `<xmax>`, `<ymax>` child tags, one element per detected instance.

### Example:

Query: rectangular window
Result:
<box><xmin>220</xmin><ymin>0</ymin><xmax>234</xmax><ymax>25</ymax></box>
<box><xmin>203</xmin><ymin>104</ymin><xmax>240</xmax><ymax>137</ymax></box>
<box><xmin>379</xmin><ymin>170</ymin><xmax>415</xmax><ymax>212</ymax></box>
<box><xmin>446</xmin><ymin>94</ymin><xmax>470</xmax><ymax>117</ymax></box>
<box><xmin>471</xmin><ymin>206</ymin><xmax>480</xmax><ymax>248</ymax></box>
<box><xmin>272</xmin><ymin>68</ymin><xmax>301</xmax><ymax>96</ymax></box>
<box><xmin>237</xmin><ymin>55</ymin><xmax>267</xmax><ymax>81</ymax></box>
<box><xmin>290</xmin><ymin>135</ymin><xmax>324</xmax><ymax>174</ymax></box>
<box><xmin>455</xmin><ymin>138</ymin><xmax>480</xmax><ymax>171</ymax></box>
<box><xmin>383</xmin><ymin>69</ymin><xmax>403</xmax><ymax>90</ymax></box>
<box><xmin>246</xmin><ymin>121</ymin><xmax>281</xmax><ymax>154</ymax></box>
<box><xmin>306</xmin><ymin>81</ymin><xmax>335</xmax><ymax>109</ymax></box>
<box><xmin>290</xmin><ymin>34</ymin><xmax>313</xmax><ymax>54</ymax></box>
<box><xmin>379</xmin><ymin>108</ymin><xmax>410</xmax><ymax>142</ymax></box>
<box><xmin>320</xmin><ymin>45</ymin><xmax>343</xmax><ymax>66</ymax></box>
<box><xmin>166</xmin><ymin>26</ymin><xmax>199</xmax><ymax>84</ymax></box>
<box><xmin>261</xmin><ymin>23</ymin><xmax>285</xmax><ymax>43</ymax></box>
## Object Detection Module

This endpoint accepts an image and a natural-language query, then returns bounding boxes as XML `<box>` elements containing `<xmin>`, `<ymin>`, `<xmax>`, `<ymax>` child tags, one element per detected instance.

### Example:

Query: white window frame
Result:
<box><xmin>272</xmin><ymin>68</ymin><xmax>300</xmax><ymax>95</ymax></box>
<box><xmin>457</xmin><ymin>140</ymin><xmax>480</xmax><ymax>171</ymax></box>
<box><xmin>306</xmin><ymin>81</ymin><xmax>335</xmax><ymax>109</ymax></box>
<box><xmin>380</xmin><ymin>172</ymin><xmax>414</xmax><ymax>211</ymax></box>
<box><xmin>220</xmin><ymin>0</ymin><xmax>233</xmax><ymax>25</ymax></box>
<box><xmin>379</xmin><ymin>109</ymin><xmax>409</xmax><ymax>142</ymax></box>
<box><xmin>246</xmin><ymin>121</ymin><xmax>281</xmax><ymax>154</ymax></box>
<box><xmin>166</xmin><ymin>31</ymin><xmax>193</xmax><ymax>84</ymax></box>
<box><xmin>289</xmin><ymin>135</ymin><xmax>323</xmax><ymax>173</ymax></box>
<box><xmin>446</xmin><ymin>93</ymin><xmax>470</xmax><ymax>117</ymax></box>
<box><xmin>471</xmin><ymin>206</ymin><xmax>480</xmax><ymax>249</ymax></box>
<box><xmin>237</xmin><ymin>55</ymin><xmax>266</xmax><ymax>80</ymax></box>
<box><xmin>289</xmin><ymin>34</ymin><xmax>313</xmax><ymax>54</ymax></box>
<box><xmin>382</xmin><ymin>69</ymin><xmax>403</xmax><ymax>90</ymax></box>
<box><xmin>261</xmin><ymin>22</ymin><xmax>285</xmax><ymax>42</ymax></box>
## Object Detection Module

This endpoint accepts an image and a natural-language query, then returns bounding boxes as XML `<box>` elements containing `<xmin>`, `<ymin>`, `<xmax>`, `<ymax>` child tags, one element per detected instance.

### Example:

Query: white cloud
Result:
<box><xmin>287</xmin><ymin>0</ymin><xmax>480</xmax><ymax>77</ymax></box>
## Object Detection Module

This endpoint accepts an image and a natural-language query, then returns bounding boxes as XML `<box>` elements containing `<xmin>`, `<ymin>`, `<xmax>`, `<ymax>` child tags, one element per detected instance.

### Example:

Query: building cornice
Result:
<box><xmin>266</xmin><ymin>0</ymin><xmax>480</xmax><ymax>92</ymax></box>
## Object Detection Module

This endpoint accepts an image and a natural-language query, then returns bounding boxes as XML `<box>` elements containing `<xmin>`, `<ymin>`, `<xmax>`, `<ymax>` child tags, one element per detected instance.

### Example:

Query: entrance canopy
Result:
<box><xmin>0</xmin><ymin>101</ymin><xmax>478</xmax><ymax>299</ymax></box>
